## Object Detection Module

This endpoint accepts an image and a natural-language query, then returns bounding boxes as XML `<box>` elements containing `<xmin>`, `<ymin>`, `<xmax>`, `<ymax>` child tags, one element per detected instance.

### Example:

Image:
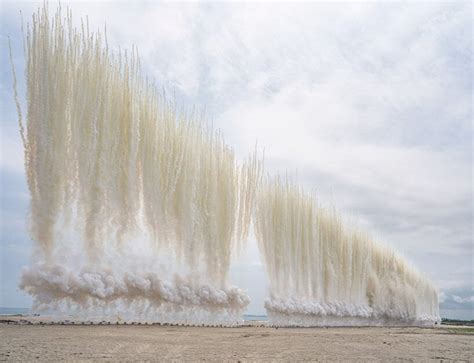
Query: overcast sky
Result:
<box><xmin>0</xmin><ymin>1</ymin><xmax>472</xmax><ymax>319</ymax></box>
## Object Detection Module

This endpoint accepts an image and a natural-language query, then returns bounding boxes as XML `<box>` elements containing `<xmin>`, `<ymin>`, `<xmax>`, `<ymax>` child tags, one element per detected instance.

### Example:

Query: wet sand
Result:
<box><xmin>1</xmin><ymin>316</ymin><xmax>472</xmax><ymax>361</ymax></box>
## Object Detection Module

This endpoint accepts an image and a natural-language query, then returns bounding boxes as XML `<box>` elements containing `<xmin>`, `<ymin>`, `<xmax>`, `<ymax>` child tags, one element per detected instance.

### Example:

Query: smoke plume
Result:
<box><xmin>254</xmin><ymin>177</ymin><xmax>440</xmax><ymax>326</ymax></box>
<box><xmin>16</xmin><ymin>4</ymin><xmax>262</xmax><ymax>324</ymax></box>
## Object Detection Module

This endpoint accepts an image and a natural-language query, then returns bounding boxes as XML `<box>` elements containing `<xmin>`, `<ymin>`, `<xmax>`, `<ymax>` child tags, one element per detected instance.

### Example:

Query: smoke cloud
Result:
<box><xmin>20</xmin><ymin>263</ymin><xmax>250</xmax><ymax>324</ymax></box>
<box><xmin>254</xmin><ymin>177</ymin><xmax>440</xmax><ymax>326</ymax></box>
<box><xmin>15</xmin><ymin>4</ymin><xmax>261</xmax><ymax>324</ymax></box>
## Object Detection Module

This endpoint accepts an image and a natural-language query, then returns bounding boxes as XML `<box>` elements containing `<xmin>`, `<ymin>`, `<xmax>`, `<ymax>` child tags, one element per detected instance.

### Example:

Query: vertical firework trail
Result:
<box><xmin>16</xmin><ymin>4</ymin><xmax>262</xmax><ymax>325</ymax></box>
<box><xmin>254</xmin><ymin>177</ymin><xmax>440</xmax><ymax>326</ymax></box>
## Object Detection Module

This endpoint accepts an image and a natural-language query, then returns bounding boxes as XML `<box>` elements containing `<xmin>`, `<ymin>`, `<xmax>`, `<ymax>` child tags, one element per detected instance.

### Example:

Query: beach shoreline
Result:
<box><xmin>1</xmin><ymin>315</ymin><xmax>472</xmax><ymax>361</ymax></box>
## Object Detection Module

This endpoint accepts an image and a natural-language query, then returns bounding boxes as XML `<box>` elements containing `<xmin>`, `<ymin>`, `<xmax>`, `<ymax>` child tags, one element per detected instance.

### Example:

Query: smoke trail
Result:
<box><xmin>254</xmin><ymin>176</ymin><xmax>440</xmax><ymax>326</ymax></box>
<box><xmin>17</xmin><ymin>4</ymin><xmax>262</xmax><ymax>323</ymax></box>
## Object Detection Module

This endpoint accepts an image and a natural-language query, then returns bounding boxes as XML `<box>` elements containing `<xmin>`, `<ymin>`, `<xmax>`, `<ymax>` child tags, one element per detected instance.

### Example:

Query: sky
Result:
<box><xmin>0</xmin><ymin>1</ymin><xmax>472</xmax><ymax>319</ymax></box>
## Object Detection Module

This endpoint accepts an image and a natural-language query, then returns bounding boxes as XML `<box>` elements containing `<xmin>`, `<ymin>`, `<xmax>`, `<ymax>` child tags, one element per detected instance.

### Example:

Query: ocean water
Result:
<box><xmin>243</xmin><ymin>315</ymin><xmax>267</xmax><ymax>321</ymax></box>
<box><xmin>0</xmin><ymin>307</ymin><xmax>31</xmax><ymax>315</ymax></box>
<box><xmin>0</xmin><ymin>307</ymin><xmax>267</xmax><ymax>321</ymax></box>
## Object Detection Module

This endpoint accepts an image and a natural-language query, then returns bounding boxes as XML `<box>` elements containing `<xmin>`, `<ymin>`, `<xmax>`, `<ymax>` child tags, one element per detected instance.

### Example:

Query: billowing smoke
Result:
<box><xmin>254</xmin><ymin>177</ymin><xmax>440</xmax><ymax>326</ymax></box>
<box><xmin>20</xmin><ymin>263</ymin><xmax>250</xmax><ymax>325</ymax></box>
<box><xmin>16</xmin><ymin>5</ymin><xmax>262</xmax><ymax>324</ymax></box>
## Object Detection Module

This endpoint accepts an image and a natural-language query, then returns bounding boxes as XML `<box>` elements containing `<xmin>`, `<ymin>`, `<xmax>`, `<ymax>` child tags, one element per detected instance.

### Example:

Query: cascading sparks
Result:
<box><xmin>16</xmin><ymin>5</ymin><xmax>262</xmax><ymax>324</ymax></box>
<box><xmin>254</xmin><ymin>176</ymin><xmax>440</xmax><ymax>326</ymax></box>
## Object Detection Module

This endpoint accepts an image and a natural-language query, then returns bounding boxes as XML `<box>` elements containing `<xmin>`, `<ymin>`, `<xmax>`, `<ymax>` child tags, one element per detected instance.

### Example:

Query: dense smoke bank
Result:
<box><xmin>20</xmin><ymin>263</ymin><xmax>249</xmax><ymax>325</ymax></box>
<box><xmin>254</xmin><ymin>177</ymin><xmax>440</xmax><ymax>326</ymax></box>
<box><xmin>16</xmin><ymin>4</ymin><xmax>261</xmax><ymax>324</ymax></box>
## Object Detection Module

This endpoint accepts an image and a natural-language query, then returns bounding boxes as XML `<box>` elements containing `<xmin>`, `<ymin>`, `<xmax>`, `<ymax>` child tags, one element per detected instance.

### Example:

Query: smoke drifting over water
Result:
<box><xmin>254</xmin><ymin>177</ymin><xmax>440</xmax><ymax>326</ymax></box>
<box><xmin>16</xmin><ymin>5</ymin><xmax>261</xmax><ymax>324</ymax></box>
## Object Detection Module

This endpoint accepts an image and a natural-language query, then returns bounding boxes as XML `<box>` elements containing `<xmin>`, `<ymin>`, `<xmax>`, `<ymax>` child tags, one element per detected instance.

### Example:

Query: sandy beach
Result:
<box><xmin>1</xmin><ymin>316</ymin><xmax>472</xmax><ymax>361</ymax></box>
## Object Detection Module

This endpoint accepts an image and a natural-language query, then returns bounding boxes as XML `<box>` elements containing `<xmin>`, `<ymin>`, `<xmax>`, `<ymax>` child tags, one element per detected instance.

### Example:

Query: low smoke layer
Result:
<box><xmin>20</xmin><ymin>264</ymin><xmax>250</xmax><ymax>314</ymax></box>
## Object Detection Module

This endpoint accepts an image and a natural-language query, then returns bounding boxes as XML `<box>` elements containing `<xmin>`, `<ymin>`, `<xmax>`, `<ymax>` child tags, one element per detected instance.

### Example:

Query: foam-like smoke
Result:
<box><xmin>20</xmin><ymin>264</ymin><xmax>249</xmax><ymax>322</ymax></box>
<box><xmin>264</xmin><ymin>299</ymin><xmax>439</xmax><ymax>327</ymax></box>
<box><xmin>254</xmin><ymin>177</ymin><xmax>440</xmax><ymax>326</ymax></box>
<box><xmin>14</xmin><ymin>4</ymin><xmax>262</xmax><ymax>324</ymax></box>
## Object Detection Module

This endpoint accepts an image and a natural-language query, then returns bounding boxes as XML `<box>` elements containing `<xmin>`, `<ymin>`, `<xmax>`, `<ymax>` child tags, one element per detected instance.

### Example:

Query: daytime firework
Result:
<box><xmin>14</xmin><ymin>4</ymin><xmax>439</xmax><ymax>327</ymax></box>
<box><xmin>254</xmin><ymin>177</ymin><xmax>440</xmax><ymax>326</ymax></box>
<box><xmin>16</xmin><ymin>4</ymin><xmax>262</xmax><ymax>325</ymax></box>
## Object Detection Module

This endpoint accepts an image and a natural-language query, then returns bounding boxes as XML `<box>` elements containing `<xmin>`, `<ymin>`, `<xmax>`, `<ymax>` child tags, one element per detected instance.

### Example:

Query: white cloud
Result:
<box><xmin>438</xmin><ymin>292</ymin><xmax>447</xmax><ymax>304</ymax></box>
<box><xmin>452</xmin><ymin>295</ymin><xmax>474</xmax><ymax>305</ymax></box>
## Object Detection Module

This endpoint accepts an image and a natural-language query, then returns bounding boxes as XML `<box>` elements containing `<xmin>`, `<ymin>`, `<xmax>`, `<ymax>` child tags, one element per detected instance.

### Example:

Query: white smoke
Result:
<box><xmin>254</xmin><ymin>177</ymin><xmax>440</xmax><ymax>326</ymax></box>
<box><xmin>265</xmin><ymin>298</ymin><xmax>373</xmax><ymax>318</ymax></box>
<box><xmin>14</xmin><ymin>4</ymin><xmax>261</xmax><ymax>324</ymax></box>
<box><xmin>13</xmin><ymin>4</ymin><xmax>440</xmax><ymax>328</ymax></box>
<box><xmin>20</xmin><ymin>264</ymin><xmax>249</xmax><ymax>321</ymax></box>
<box><xmin>264</xmin><ymin>298</ymin><xmax>440</xmax><ymax>327</ymax></box>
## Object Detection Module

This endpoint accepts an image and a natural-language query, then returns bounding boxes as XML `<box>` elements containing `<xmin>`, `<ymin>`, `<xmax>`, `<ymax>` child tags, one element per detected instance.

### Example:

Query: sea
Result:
<box><xmin>0</xmin><ymin>307</ymin><xmax>268</xmax><ymax>321</ymax></box>
<box><xmin>0</xmin><ymin>307</ymin><xmax>30</xmax><ymax>315</ymax></box>
<box><xmin>243</xmin><ymin>314</ymin><xmax>268</xmax><ymax>321</ymax></box>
